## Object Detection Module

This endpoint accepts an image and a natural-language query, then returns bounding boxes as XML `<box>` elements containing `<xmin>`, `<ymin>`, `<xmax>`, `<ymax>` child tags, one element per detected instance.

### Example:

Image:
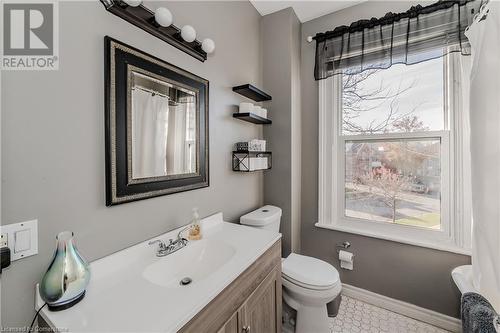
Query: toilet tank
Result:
<box><xmin>240</xmin><ymin>205</ymin><xmax>282</xmax><ymax>232</ymax></box>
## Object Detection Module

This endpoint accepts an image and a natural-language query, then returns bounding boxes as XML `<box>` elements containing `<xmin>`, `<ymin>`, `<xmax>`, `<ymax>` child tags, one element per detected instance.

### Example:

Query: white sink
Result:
<box><xmin>143</xmin><ymin>239</ymin><xmax>236</xmax><ymax>288</ymax></box>
<box><xmin>35</xmin><ymin>212</ymin><xmax>281</xmax><ymax>333</ymax></box>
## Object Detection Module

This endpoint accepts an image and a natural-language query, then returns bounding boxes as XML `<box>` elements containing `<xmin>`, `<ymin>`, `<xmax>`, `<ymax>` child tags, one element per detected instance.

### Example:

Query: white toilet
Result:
<box><xmin>240</xmin><ymin>205</ymin><xmax>342</xmax><ymax>333</ymax></box>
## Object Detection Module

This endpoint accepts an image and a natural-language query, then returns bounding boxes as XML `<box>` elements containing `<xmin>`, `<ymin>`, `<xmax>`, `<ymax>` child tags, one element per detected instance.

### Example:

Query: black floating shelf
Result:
<box><xmin>233</xmin><ymin>112</ymin><xmax>272</xmax><ymax>125</ymax></box>
<box><xmin>232</xmin><ymin>84</ymin><xmax>272</xmax><ymax>102</ymax></box>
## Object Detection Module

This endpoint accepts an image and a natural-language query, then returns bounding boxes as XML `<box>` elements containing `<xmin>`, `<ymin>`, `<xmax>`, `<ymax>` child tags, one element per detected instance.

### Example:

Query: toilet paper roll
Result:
<box><xmin>239</xmin><ymin>102</ymin><xmax>253</xmax><ymax>113</ymax></box>
<box><xmin>339</xmin><ymin>250</ymin><xmax>354</xmax><ymax>270</ymax></box>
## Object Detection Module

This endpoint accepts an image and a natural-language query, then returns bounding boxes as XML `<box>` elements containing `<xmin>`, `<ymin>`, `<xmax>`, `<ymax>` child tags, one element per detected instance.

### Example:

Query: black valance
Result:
<box><xmin>314</xmin><ymin>0</ymin><xmax>480</xmax><ymax>80</ymax></box>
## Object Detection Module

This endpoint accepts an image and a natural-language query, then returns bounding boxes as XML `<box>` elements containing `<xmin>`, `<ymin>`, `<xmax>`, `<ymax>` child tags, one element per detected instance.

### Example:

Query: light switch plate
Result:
<box><xmin>0</xmin><ymin>220</ymin><xmax>38</xmax><ymax>261</ymax></box>
<box><xmin>14</xmin><ymin>229</ymin><xmax>31</xmax><ymax>253</ymax></box>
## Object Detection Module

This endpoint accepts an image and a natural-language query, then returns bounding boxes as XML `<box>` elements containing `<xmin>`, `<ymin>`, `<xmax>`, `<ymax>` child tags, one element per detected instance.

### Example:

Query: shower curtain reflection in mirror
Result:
<box><xmin>130</xmin><ymin>71</ymin><xmax>197</xmax><ymax>180</ymax></box>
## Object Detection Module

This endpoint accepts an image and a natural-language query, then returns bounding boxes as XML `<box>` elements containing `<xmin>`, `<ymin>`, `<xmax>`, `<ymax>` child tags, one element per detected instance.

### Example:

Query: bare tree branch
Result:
<box><xmin>341</xmin><ymin>68</ymin><xmax>426</xmax><ymax>134</ymax></box>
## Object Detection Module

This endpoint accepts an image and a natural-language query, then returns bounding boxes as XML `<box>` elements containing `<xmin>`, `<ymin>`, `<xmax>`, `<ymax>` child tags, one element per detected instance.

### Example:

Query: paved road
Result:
<box><xmin>345</xmin><ymin>182</ymin><xmax>440</xmax><ymax>228</ymax></box>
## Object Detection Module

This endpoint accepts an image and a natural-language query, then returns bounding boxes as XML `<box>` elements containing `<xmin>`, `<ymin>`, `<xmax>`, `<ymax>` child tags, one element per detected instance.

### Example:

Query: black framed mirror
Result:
<box><xmin>104</xmin><ymin>36</ymin><xmax>209</xmax><ymax>206</ymax></box>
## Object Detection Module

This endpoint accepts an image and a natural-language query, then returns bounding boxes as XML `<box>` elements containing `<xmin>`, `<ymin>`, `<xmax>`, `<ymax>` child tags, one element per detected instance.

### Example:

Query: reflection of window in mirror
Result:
<box><xmin>130</xmin><ymin>71</ymin><xmax>197</xmax><ymax>180</ymax></box>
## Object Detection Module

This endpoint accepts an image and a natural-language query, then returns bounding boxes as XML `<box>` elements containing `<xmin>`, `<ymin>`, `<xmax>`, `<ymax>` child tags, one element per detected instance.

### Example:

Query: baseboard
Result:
<box><xmin>342</xmin><ymin>283</ymin><xmax>462</xmax><ymax>333</ymax></box>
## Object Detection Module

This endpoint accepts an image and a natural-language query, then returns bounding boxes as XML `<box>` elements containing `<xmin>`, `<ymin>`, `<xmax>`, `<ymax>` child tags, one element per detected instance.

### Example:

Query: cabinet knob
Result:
<box><xmin>242</xmin><ymin>326</ymin><xmax>251</xmax><ymax>332</ymax></box>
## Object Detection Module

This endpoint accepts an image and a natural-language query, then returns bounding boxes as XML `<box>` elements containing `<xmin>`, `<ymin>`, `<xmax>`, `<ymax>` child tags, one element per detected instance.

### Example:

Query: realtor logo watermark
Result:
<box><xmin>1</xmin><ymin>1</ymin><xmax>59</xmax><ymax>70</ymax></box>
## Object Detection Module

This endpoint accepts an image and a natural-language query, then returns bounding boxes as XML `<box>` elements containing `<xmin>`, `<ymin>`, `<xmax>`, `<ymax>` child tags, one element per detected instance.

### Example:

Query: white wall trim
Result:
<box><xmin>342</xmin><ymin>283</ymin><xmax>462</xmax><ymax>333</ymax></box>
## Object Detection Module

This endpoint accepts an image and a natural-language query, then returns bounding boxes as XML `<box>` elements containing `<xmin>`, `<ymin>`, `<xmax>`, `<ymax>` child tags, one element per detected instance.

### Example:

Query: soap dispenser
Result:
<box><xmin>188</xmin><ymin>208</ymin><xmax>202</xmax><ymax>240</ymax></box>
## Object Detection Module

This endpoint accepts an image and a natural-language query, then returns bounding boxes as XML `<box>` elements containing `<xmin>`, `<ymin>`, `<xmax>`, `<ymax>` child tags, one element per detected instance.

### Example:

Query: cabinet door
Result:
<box><xmin>217</xmin><ymin>311</ymin><xmax>240</xmax><ymax>333</ymax></box>
<box><xmin>241</xmin><ymin>268</ymin><xmax>282</xmax><ymax>333</ymax></box>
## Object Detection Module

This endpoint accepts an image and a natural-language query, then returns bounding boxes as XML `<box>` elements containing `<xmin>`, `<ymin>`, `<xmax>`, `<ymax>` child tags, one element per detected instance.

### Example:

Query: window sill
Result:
<box><xmin>314</xmin><ymin>222</ymin><xmax>471</xmax><ymax>256</ymax></box>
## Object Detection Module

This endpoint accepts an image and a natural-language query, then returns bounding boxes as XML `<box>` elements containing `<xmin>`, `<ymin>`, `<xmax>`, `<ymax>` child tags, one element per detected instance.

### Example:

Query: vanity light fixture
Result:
<box><xmin>181</xmin><ymin>25</ymin><xmax>197</xmax><ymax>43</ymax></box>
<box><xmin>122</xmin><ymin>0</ymin><xmax>141</xmax><ymax>7</ymax></box>
<box><xmin>154</xmin><ymin>7</ymin><xmax>173</xmax><ymax>27</ymax></box>
<box><xmin>100</xmin><ymin>0</ymin><xmax>215</xmax><ymax>62</ymax></box>
<box><xmin>201</xmin><ymin>38</ymin><xmax>215</xmax><ymax>54</ymax></box>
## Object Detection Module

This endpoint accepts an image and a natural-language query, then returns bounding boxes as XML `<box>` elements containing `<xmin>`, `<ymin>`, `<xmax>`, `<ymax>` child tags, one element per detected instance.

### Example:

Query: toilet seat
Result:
<box><xmin>282</xmin><ymin>274</ymin><xmax>337</xmax><ymax>291</ymax></box>
<box><xmin>282</xmin><ymin>253</ymin><xmax>340</xmax><ymax>291</ymax></box>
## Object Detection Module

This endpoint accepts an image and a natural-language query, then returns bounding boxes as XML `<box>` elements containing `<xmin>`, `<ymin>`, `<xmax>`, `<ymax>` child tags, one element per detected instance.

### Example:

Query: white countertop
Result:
<box><xmin>35</xmin><ymin>212</ymin><xmax>281</xmax><ymax>332</ymax></box>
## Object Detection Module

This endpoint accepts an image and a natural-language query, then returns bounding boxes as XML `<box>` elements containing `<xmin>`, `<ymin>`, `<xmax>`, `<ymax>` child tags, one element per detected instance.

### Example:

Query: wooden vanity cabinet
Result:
<box><xmin>180</xmin><ymin>240</ymin><xmax>282</xmax><ymax>333</ymax></box>
<box><xmin>219</xmin><ymin>267</ymin><xmax>281</xmax><ymax>333</ymax></box>
<box><xmin>240</xmin><ymin>267</ymin><xmax>281</xmax><ymax>333</ymax></box>
<box><xmin>218</xmin><ymin>312</ymin><xmax>240</xmax><ymax>333</ymax></box>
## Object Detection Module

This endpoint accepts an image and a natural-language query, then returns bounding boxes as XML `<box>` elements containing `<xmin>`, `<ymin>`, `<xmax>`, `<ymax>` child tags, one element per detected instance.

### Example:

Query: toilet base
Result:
<box><xmin>283</xmin><ymin>287</ymin><xmax>335</xmax><ymax>333</ymax></box>
<box><xmin>296</xmin><ymin>303</ymin><xmax>330</xmax><ymax>333</ymax></box>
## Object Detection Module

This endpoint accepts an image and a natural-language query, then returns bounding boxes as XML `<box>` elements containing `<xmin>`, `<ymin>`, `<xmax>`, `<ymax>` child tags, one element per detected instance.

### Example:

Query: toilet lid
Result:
<box><xmin>282</xmin><ymin>253</ymin><xmax>339</xmax><ymax>289</ymax></box>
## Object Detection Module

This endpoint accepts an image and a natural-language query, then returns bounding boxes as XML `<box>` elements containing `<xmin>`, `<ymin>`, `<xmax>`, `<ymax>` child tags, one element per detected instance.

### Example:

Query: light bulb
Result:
<box><xmin>201</xmin><ymin>38</ymin><xmax>215</xmax><ymax>54</ymax></box>
<box><xmin>154</xmin><ymin>7</ymin><xmax>172</xmax><ymax>27</ymax></box>
<box><xmin>123</xmin><ymin>0</ymin><xmax>142</xmax><ymax>7</ymax></box>
<box><xmin>181</xmin><ymin>25</ymin><xmax>196</xmax><ymax>43</ymax></box>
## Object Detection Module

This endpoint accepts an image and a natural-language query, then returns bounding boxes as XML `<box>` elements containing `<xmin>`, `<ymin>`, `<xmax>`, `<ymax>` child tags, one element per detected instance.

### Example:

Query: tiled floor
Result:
<box><xmin>328</xmin><ymin>296</ymin><xmax>451</xmax><ymax>333</ymax></box>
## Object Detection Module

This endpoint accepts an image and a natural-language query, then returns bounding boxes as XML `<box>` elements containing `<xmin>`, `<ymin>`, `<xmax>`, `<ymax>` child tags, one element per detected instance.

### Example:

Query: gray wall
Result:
<box><xmin>262</xmin><ymin>8</ymin><xmax>301</xmax><ymax>256</ymax></box>
<box><xmin>300</xmin><ymin>1</ymin><xmax>471</xmax><ymax>318</ymax></box>
<box><xmin>1</xmin><ymin>1</ymin><xmax>263</xmax><ymax>328</ymax></box>
<box><xmin>290</xmin><ymin>9</ymin><xmax>302</xmax><ymax>255</ymax></box>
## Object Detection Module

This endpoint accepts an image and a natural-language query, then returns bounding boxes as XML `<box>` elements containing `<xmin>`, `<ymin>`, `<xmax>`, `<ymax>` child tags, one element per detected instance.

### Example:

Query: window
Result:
<box><xmin>317</xmin><ymin>54</ymin><xmax>471</xmax><ymax>254</ymax></box>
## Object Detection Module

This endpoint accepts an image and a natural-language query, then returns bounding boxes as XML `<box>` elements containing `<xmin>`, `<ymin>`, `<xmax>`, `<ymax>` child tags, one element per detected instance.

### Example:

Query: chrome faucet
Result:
<box><xmin>148</xmin><ymin>227</ymin><xmax>189</xmax><ymax>257</ymax></box>
<box><xmin>148</xmin><ymin>239</ymin><xmax>169</xmax><ymax>253</ymax></box>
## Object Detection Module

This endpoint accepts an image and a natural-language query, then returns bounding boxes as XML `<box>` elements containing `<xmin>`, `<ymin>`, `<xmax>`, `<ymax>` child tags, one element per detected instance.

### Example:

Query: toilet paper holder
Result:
<box><xmin>336</xmin><ymin>241</ymin><xmax>352</xmax><ymax>254</ymax></box>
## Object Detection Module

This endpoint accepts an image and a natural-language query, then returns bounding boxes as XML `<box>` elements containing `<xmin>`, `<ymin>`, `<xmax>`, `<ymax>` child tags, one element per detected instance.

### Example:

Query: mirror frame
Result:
<box><xmin>104</xmin><ymin>36</ymin><xmax>209</xmax><ymax>206</ymax></box>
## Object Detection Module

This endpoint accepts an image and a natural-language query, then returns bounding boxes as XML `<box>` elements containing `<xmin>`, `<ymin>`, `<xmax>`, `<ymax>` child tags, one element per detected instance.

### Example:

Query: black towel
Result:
<box><xmin>461</xmin><ymin>292</ymin><xmax>498</xmax><ymax>333</ymax></box>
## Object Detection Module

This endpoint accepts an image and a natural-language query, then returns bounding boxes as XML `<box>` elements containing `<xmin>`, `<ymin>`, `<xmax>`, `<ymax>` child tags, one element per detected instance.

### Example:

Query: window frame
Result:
<box><xmin>316</xmin><ymin>54</ymin><xmax>471</xmax><ymax>254</ymax></box>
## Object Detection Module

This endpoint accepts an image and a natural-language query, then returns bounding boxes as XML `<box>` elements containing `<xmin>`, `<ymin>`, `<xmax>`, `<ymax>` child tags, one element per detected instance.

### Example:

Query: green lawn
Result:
<box><xmin>396</xmin><ymin>213</ymin><xmax>441</xmax><ymax>229</ymax></box>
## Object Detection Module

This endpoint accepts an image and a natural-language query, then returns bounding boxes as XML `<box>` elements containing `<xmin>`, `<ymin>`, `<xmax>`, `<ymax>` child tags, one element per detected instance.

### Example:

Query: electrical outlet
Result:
<box><xmin>0</xmin><ymin>234</ymin><xmax>7</xmax><ymax>247</ymax></box>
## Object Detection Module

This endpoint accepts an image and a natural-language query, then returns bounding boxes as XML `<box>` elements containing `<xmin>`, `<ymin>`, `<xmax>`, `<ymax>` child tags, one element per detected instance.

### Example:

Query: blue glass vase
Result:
<box><xmin>40</xmin><ymin>231</ymin><xmax>90</xmax><ymax>311</ymax></box>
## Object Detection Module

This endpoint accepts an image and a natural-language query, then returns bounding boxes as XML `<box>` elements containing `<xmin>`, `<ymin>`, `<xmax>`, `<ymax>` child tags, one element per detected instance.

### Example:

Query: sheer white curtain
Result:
<box><xmin>132</xmin><ymin>89</ymin><xmax>169</xmax><ymax>179</ymax></box>
<box><xmin>465</xmin><ymin>1</ymin><xmax>500</xmax><ymax>311</ymax></box>
<box><xmin>173</xmin><ymin>104</ymin><xmax>187</xmax><ymax>173</ymax></box>
<box><xmin>165</xmin><ymin>103</ymin><xmax>188</xmax><ymax>174</ymax></box>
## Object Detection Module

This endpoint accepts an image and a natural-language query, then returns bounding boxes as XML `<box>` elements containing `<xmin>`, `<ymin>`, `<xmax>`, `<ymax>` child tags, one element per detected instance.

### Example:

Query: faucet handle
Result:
<box><xmin>148</xmin><ymin>239</ymin><xmax>167</xmax><ymax>251</ymax></box>
<box><xmin>177</xmin><ymin>226</ymin><xmax>190</xmax><ymax>240</ymax></box>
